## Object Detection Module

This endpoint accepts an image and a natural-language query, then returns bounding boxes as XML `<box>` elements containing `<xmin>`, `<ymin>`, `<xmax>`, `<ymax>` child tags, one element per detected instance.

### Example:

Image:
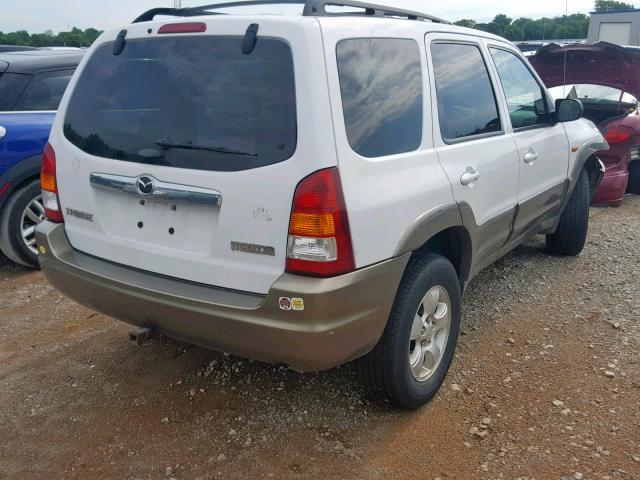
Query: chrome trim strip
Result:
<box><xmin>90</xmin><ymin>173</ymin><xmax>137</xmax><ymax>194</ymax></box>
<box><xmin>89</xmin><ymin>173</ymin><xmax>222</xmax><ymax>206</ymax></box>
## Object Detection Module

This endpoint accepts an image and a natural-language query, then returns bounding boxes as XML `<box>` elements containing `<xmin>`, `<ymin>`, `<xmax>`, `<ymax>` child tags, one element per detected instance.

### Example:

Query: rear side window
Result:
<box><xmin>489</xmin><ymin>48</ymin><xmax>550</xmax><ymax>129</ymax></box>
<box><xmin>15</xmin><ymin>70</ymin><xmax>74</xmax><ymax>111</ymax></box>
<box><xmin>336</xmin><ymin>38</ymin><xmax>422</xmax><ymax>157</ymax></box>
<box><xmin>431</xmin><ymin>43</ymin><xmax>501</xmax><ymax>142</ymax></box>
<box><xmin>0</xmin><ymin>73</ymin><xmax>30</xmax><ymax>111</ymax></box>
<box><xmin>64</xmin><ymin>37</ymin><xmax>297</xmax><ymax>172</ymax></box>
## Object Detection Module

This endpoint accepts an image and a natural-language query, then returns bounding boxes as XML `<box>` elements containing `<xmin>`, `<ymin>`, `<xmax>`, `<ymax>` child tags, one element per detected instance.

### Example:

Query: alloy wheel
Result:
<box><xmin>20</xmin><ymin>195</ymin><xmax>45</xmax><ymax>255</ymax></box>
<box><xmin>408</xmin><ymin>286</ymin><xmax>451</xmax><ymax>382</ymax></box>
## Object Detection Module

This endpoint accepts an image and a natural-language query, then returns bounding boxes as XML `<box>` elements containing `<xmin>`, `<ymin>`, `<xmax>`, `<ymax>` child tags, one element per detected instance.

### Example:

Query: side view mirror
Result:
<box><xmin>555</xmin><ymin>98</ymin><xmax>584</xmax><ymax>122</ymax></box>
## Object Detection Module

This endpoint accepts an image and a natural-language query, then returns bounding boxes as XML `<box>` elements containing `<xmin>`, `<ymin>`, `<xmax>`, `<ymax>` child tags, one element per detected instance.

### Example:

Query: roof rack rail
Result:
<box><xmin>133</xmin><ymin>0</ymin><xmax>451</xmax><ymax>24</ymax></box>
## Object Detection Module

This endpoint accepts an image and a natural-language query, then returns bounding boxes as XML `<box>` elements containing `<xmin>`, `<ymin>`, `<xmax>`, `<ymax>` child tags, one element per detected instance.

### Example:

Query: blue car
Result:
<box><xmin>0</xmin><ymin>50</ymin><xmax>83</xmax><ymax>267</ymax></box>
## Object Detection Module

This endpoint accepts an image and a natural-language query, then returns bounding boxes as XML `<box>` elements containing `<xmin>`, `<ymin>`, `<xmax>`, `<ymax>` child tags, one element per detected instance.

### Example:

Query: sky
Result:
<box><xmin>0</xmin><ymin>0</ymin><xmax>602</xmax><ymax>34</ymax></box>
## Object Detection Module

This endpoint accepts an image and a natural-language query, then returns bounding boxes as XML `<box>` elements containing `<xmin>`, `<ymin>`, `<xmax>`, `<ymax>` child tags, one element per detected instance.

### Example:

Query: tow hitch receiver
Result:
<box><xmin>129</xmin><ymin>326</ymin><xmax>153</xmax><ymax>345</ymax></box>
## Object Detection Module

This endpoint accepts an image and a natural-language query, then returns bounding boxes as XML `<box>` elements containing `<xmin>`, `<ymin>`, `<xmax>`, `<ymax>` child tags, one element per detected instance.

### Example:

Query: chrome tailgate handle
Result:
<box><xmin>0</xmin><ymin>125</ymin><xmax>6</xmax><ymax>141</ymax></box>
<box><xmin>90</xmin><ymin>173</ymin><xmax>222</xmax><ymax>206</ymax></box>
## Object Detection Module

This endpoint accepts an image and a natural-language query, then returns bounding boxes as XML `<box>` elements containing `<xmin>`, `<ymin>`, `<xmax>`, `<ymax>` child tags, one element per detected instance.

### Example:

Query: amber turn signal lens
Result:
<box><xmin>40</xmin><ymin>172</ymin><xmax>56</xmax><ymax>192</ymax></box>
<box><xmin>289</xmin><ymin>212</ymin><xmax>335</xmax><ymax>237</ymax></box>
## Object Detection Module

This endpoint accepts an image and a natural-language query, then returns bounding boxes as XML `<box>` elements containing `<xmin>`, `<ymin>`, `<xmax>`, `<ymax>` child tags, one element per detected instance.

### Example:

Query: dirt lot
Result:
<box><xmin>1</xmin><ymin>197</ymin><xmax>639</xmax><ymax>480</ymax></box>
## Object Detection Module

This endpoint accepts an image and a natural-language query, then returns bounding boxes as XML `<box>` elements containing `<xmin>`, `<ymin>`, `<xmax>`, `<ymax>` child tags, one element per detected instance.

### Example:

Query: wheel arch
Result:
<box><xmin>394</xmin><ymin>204</ymin><xmax>473</xmax><ymax>283</ymax></box>
<box><xmin>569</xmin><ymin>139</ymin><xmax>607</xmax><ymax>204</ymax></box>
<box><xmin>411</xmin><ymin>226</ymin><xmax>473</xmax><ymax>282</ymax></box>
<box><xmin>0</xmin><ymin>154</ymin><xmax>42</xmax><ymax>212</ymax></box>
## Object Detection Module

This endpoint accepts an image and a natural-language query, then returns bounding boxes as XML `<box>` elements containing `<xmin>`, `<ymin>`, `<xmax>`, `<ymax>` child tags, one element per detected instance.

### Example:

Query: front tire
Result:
<box><xmin>357</xmin><ymin>253</ymin><xmax>461</xmax><ymax>410</ymax></box>
<box><xmin>546</xmin><ymin>169</ymin><xmax>590</xmax><ymax>256</ymax></box>
<box><xmin>0</xmin><ymin>179</ymin><xmax>44</xmax><ymax>268</ymax></box>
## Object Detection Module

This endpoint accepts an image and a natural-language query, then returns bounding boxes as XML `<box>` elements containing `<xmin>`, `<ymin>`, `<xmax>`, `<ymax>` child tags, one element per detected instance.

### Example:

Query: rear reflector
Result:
<box><xmin>0</xmin><ymin>182</ymin><xmax>10</xmax><ymax>200</ymax></box>
<box><xmin>286</xmin><ymin>168</ymin><xmax>355</xmax><ymax>277</ymax></box>
<box><xmin>40</xmin><ymin>143</ymin><xmax>63</xmax><ymax>223</ymax></box>
<box><xmin>158</xmin><ymin>22</ymin><xmax>207</xmax><ymax>34</ymax></box>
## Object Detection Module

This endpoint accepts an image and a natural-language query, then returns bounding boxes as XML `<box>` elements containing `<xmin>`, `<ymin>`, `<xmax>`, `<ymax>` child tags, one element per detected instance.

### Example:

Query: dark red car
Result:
<box><xmin>530</xmin><ymin>42</ymin><xmax>640</xmax><ymax>206</ymax></box>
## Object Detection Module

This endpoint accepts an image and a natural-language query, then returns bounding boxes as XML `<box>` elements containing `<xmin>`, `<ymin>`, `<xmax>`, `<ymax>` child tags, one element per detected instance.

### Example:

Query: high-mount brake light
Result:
<box><xmin>286</xmin><ymin>168</ymin><xmax>355</xmax><ymax>277</ymax></box>
<box><xmin>158</xmin><ymin>22</ymin><xmax>207</xmax><ymax>34</ymax></box>
<box><xmin>604</xmin><ymin>125</ymin><xmax>633</xmax><ymax>145</ymax></box>
<box><xmin>40</xmin><ymin>143</ymin><xmax>63</xmax><ymax>223</ymax></box>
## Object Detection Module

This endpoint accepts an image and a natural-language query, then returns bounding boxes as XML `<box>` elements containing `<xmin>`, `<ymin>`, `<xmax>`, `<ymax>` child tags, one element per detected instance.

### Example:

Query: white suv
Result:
<box><xmin>36</xmin><ymin>0</ymin><xmax>607</xmax><ymax>409</ymax></box>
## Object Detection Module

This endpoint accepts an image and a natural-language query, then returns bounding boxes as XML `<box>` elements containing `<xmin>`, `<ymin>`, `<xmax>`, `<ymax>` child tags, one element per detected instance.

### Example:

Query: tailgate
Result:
<box><xmin>50</xmin><ymin>17</ymin><xmax>336</xmax><ymax>294</ymax></box>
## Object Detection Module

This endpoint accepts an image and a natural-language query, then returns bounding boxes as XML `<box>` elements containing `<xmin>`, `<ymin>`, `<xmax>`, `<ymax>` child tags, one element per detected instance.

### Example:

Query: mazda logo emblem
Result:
<box><xmin>136</xmin><ymin>175</ymin><xmax>155</xmax><ymax>196</ymax></box>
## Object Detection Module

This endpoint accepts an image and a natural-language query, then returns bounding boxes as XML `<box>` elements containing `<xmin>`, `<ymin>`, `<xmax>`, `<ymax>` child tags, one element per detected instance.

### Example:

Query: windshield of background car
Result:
<box><xmin>63</xmin><ymin>36</ymin><xmax>297</xmax><ymax>172</ymax></box>
<box><xmin>548</xmin><ymin>84</ymin><xmax>638</xmax><ymax>106</ymax></box>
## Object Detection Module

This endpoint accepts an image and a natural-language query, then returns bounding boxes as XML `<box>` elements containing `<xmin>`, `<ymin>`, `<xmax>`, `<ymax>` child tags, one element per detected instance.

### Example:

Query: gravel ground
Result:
<box><xmin>1</xmin><ymin>196</ymin><xmax>639</xmax><ymax>480</ymax></box>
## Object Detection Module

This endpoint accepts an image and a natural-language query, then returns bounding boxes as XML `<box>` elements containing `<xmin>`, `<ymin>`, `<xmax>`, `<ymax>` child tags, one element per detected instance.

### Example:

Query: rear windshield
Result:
<box><xmin>64</xmin><ymin>36</ymin><xmax>297</xmax><ymax>172</ymax></box>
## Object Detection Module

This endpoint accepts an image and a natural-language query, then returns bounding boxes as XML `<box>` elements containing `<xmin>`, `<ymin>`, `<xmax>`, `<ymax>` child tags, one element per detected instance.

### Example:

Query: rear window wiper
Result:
<box><xmin>156</xmin><ymin>138</ymin><xmax>257</xmax><ymax>157</ymax></box>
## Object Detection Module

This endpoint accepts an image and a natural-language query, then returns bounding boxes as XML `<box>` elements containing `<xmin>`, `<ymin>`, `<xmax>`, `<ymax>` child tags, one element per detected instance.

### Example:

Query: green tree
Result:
<box><xmin>0</xmin><ymin>27</ymin><xmax>103</xmax><ymax>47</ymax></box>
<box><xmin>594</xmin><ymin>0</ymin><xmax>635</xmax><ymax>11</ymax></box>
<box><xmin>484</xmin><ymin>14</ymin><xmax>513</xmax><ymax>37</ymax></box>
<box><xmin>454</xmin><ymin>19</ymin><xmax>477</xmax><ymax>28</ymax></box>
<box><xmin>455</xmin><ymin>12</ymin><xmax>589</xmax><ymax>41</ymax></box>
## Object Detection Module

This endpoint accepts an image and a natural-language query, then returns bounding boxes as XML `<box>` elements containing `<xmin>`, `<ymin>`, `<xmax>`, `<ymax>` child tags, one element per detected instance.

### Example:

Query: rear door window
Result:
<box><xmin>64</xmin><ymin>36</ymin><xmax>297</xmax><ymax>172</ymax></box>
<box><xmin>15</xmin><ymin>69</ymin><xmax>75</xmax><ymax>111</ymax></box>
<box><xmin>336</xmin><ymin>38</ymin><xmax>423</xmax><ymax>157</ymax></box>
<box><xmin>431</xmin><ymin>42</ymin><xmax>502</xmax><ymax>142</ymax></box>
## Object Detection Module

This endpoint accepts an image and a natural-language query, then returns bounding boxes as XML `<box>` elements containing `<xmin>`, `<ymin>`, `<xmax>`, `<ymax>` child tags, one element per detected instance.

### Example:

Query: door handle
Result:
<box><xmin>0</xmin><ymin>126</ymin><xmax>6</xmax><ymax>141</ymax></box>
<box><xmin>460</xmin><ymin>167</ymin><xmax>480</xmax><ymax>186</ymax></box>
<box><xmin>523</xmin><ymin>149</ymin><xmax>538</xmax><ymax>165</ymax></box>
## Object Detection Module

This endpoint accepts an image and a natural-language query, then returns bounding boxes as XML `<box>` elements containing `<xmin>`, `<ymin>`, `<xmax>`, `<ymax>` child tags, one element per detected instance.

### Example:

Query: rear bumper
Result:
<box><xmin>36</xmin><ymin>221</ymin><xmax>409</xmax><ymax>371</ymax></box>
<box><xmin>592</xmin><ymin>169</ymin><xmax>628</xmax><ymax>205</ymax></box>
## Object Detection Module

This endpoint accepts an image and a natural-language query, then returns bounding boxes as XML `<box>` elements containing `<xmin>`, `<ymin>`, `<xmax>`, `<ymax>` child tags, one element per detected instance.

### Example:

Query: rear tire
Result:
<box><xmin>628</xmin><ymin>161</ymin><xmax>640</xmax><ymax>194</ymax></box>
<box><xmin>357</xmin><ymin>253</ymin><xmax>461</xmax><ymax>410</ymax></box>
<box><xmin>546</xmin><ymin>169</ymin><xmax>590</xmax><ymax>256</ymax></box>
<box><xmin>0</xmin><ymin>179</ymin><xmax>43</xmax><ymax>268</ymax></box>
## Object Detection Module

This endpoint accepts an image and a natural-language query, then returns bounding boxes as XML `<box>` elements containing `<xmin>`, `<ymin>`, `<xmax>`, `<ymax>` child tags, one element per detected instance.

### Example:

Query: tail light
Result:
<box><xmin>604</xmin><ymin>125</ymin><xmax>633</xmax><ymax>145</ymax></box>
<box><xmin>40</xmin><ymin>143</ymin><xmax>63</xmax><ymax>222</ymax></box>
<box><xmin>286</xmin><ymin>168</ymin><xmax>355</xmax><ymax>277</ymax></box>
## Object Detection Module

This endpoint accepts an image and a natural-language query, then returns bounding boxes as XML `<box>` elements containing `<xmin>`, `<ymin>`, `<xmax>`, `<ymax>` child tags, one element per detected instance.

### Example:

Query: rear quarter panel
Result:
<box><xmin>319</xmin><ymin>18</ymin><xmax>454</xmax><ymax>268</ymax></box>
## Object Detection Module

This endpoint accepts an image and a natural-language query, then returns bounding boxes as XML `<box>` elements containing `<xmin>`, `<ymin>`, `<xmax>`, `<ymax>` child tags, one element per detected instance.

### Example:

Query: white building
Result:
<box><xmin>588</xmin><ymin>9</ymin><xmax>640</xmax><ymax>46</ymax></box>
